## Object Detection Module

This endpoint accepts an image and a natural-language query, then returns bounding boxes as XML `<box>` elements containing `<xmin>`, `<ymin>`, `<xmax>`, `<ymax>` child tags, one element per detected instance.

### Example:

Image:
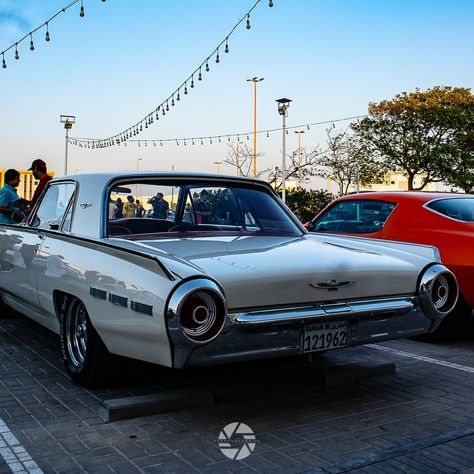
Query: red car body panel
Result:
<box><xmin>308</xmin><ymin>192</ymin><xmax>474</xmax><ymax>309</ymax></box>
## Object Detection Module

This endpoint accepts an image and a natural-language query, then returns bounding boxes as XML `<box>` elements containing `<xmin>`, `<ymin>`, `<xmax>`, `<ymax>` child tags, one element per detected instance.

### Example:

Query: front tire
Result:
<box><xmin>60</xmin><ymin>296</ymin><xmax>110</xmax><ymax>387</ymax></box>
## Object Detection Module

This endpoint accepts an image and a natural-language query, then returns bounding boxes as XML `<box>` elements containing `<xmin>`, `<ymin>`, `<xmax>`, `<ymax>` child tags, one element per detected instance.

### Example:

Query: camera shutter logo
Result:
<box><xmin>218</xmin><ymin>422</ymin><xmax>257</xmax><ymax>460</ymax></box>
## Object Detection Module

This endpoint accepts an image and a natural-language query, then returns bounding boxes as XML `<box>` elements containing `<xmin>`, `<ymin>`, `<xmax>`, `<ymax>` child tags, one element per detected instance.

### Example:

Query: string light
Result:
<box><xmin>2</xmin><ymin>53</ymin><xmax>6</xmax><ymax>69</ymax></box>
<box><xmin>79</xmin><ymin>0</ymin><xmax>270</xmax><ymax>147</ymax></box>
<box><xmin>2</xmin><ymin>0</ymin><xmax>106</xmax><ymax>70</ymax></box>
<box><xmin>70</xmin><ymin>115</ymin><xmax>365</xmax><ymax>149</ymax></box>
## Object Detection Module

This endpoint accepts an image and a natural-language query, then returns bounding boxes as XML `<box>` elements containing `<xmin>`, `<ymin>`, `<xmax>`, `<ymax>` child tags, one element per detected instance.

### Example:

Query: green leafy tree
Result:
<box><xmin>352</xmin><ymin>86</ymin><xmax>474</xmax><ymax>191</ymax></box>
<box><xmin>284</xmin><ymin>188</ymin><xmax>335</xmax><ymax>224</ymax></box>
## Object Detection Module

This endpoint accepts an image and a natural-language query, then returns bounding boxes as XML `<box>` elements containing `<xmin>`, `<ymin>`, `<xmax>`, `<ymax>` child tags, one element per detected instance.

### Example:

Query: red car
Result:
<box><xmin>306</xmin><ymin>192</ymin><xmax>474</xmax><ymax>334</ymax></box>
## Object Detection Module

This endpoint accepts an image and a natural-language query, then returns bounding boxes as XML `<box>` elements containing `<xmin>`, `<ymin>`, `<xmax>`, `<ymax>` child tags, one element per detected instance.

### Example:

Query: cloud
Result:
<box><xmin>0</xmin><ymin>1</ymin><xmax>32</xmax><ymax>46</ymax></box>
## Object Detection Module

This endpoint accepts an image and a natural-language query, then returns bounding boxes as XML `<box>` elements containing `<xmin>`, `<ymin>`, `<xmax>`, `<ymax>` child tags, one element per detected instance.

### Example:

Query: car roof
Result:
<box><xmin>334</xmin><ymin>191</ymin><xmax>472</xmax><ymax>204</ymax></box>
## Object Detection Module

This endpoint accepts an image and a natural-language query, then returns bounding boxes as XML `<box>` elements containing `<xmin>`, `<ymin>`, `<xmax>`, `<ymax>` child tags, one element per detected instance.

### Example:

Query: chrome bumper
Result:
<box><xmin>173</xmin><ymin>296</ymin><xmax>442</xmax><ymax>368</ymax></box>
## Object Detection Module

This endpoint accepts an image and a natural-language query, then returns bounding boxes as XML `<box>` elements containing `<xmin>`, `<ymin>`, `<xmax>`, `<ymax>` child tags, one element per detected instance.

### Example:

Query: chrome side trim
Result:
<box><xmin>230</xmin><ymin>297</ymin><xmax>415</xmax><ymax>326</ymax></box>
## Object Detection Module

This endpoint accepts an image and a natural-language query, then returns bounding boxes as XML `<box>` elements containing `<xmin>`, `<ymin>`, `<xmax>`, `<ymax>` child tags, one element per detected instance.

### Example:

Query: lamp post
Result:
<box><xmin>276</xmin><ymin>98</ymin><xmax>292</xmax><ymax>202</ymax></box>
<box><xmin>136</xmin><ymin>158</ymin><xmax>143</xmax><ymax>202</ymax></box>
<box><xmin>60</xmin><ymin>115</ymin><xmax>75</xmax><ymax>176</ymax></box>
<box><xmin>136</xmin><ymin>158</ymin><xmax>143</xmax><ymax>171</ymax></box>
<box><xmin>294</xmin><ymin>130</ymin><xmax>305</xmax><ymax>187</ymax></box>
<box><xmin>246</xmin><ymin>77</ymin><xmax>264</xmax><ymax>178</ymax></box>
<box><xmin>214</xmin><ymin>161</ymin><xmax>223</xmax><ymax>174</ymax></box>
<box><xmin>236</xmin><ymin>140</ymin><xmax>244</xmax><ymax>176</ymax></box>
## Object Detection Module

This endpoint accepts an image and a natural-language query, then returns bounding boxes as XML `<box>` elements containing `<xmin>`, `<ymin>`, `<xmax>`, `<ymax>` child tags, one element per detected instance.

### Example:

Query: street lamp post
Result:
<box><xmin>246</xmin><ymin>77</ymin><xmax>264</xmax><ymax>178</ymax></box>
<box><xmin>276</xmin><ymin>98</ymin><xmax>292</xmax><ymax>202</ymax></box>
<box><xmin>136</xmin><ymin>158</ymin><xmax>143</xmax><ymax>201</ymax></box>
<box><xmin>294</xmin><ymin>130</ymin><xmax>305</xmax><ymax>187</ymax></box>
<box><xmin>214</xmin><ymin>161</ymin><xmax>223</xmax><ymax>174</ymax></box>
<box><xmin>136</xmin><ymin>158</ymin><xmax>143</xmax><ymax>171</ymax></box>
<box><xmin>60</xmin><ymin>115</ymin><xmax>75</xmax><ymax>176</ymax></box>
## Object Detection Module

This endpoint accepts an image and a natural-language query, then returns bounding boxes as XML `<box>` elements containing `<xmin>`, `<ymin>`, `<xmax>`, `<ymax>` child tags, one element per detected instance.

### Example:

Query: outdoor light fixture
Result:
<box><xmin>276</xmin><ymin>98</ymin><xmax>291</xmax><ymax>202</ymax></box>
<box><xmin>60</xmin><ymin>115</ymin><xmax>76</xmax><ymax>176</ymax></box>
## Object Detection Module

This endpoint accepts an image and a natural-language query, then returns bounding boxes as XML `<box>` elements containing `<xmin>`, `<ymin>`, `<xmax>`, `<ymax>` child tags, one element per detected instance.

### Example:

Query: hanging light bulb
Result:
<box><xmin>29</xmin><ymin>33</ymin><xmax>35</xmax><ymax>51</ymax></box>
<box><xmin>225</xmin><ymin>38</ymin><xmax>229</xmax><ymax>53</ymax></box>
<box><xmin>145</xmin><ymin>121</ymin><xmax>148</xmax><ymax>128</ymax></box>
<box><xmin>246</xmin><ymin>14</ymin><xmax>251</xmax><ymax>29</ymax></box>
<box><xmin>177</xmin><ymin>90</ymin><xmax>180</xmax><ymax>101</ymax></box>
<box><xmin>184</xmin><ymin>82</ymin><xmax>188</xmax><ymax>95</ymax></box>
<box><xmin>201</xmin><ymin>139</ymin><xmax>204</xmax><ymax>145</ymax></box>
<box><xmin>210</xmin><ymin>138</ymin><xmax>213</xmax><ymax>144</ymax></box>
<box><xmin>171</xmin><ymin>95</ymin><xmax>175</xmax><ymax>106</ymax></box>
<box><xmin>145</xmin><ymin>141</ymin><xmax>148</xmax><ymax>146</ymax></box>
<box><xmin>307</xmin><ymin>125</ymin><xmax>310</xmax><ymax>130</ymax></box>
<box><xmin>2</xmin><ymin>53</ymin><xmax>6</xmax><ymax>69</ymax></box>
<box><xmin>215</xmin><ymin>48</ymin><xmax>220</xmax><ymax>63</ymax></box>
<box><xmin>166</xmin><ymin>100</ymin><xmax>169</xmax><ymax>111</ymax></box>
<box><xmin>205</xmin><ymin>60</ymin><xmax>209</xmax><ymax>72</ymax></box>
<box><xmin>192</xmin><ymin>139</ymin><xmax>195</xmax><ymax>145</ymax></box>
<box><xmin>160</xmin><ymin>141</ymin><xmax>163</xmax><ymax>146</ymax></box>
<box><xmin>14</xmin><ymin>44</ymin><xmax>19</xmax><ymax>60</ymax></box>
<box><xmin>45</xmin><ymin>23</ymin><xmax>50</xmax><ymax>41</ymax></box>
<box><xmin>267</xmin><ymin>132</ymin><xmax>269</xmax><ymax>137</ymax></box>
<box><xmin>191</xmin><ymin>75</ymin><xmax>195</xmax><ymax>88</ymax></box>
<box><xmin>155</xmin><ymin>110</ymin><xmax>159</xmax><ymax>120</ymax></box>
<box><xmin>80</xmin><ymin>0</ymin><xmax>85</xmax><ymax>17</ymax></box>
<box><xmin>269</xmin><ymin>0</ymin><xmax>273</xmax><ymax>6</ymax></box>
<box><xmin>140</xmin><ymin>123</ymin><xmax>143</xmax><ymax>132</ymax></box>
<box><xmin>162</xmin><ymin>106</ymin><xmax>166</xmax><ymax>115</ymax></box>
<box><xmin>198</xmin><ymin>67</ymin><xmax>202</xmax><ymax>80</ymax></box>
<box><xmin>184</xmin><ymin>140</ymin><xmax>187</xmax><ymax>146</ymax></box>
<box><xmin>176</xmin><ymin>140</ymin><xmax>179</xmax><ymax>146</ymax></box>
<box><xmin>153</xmin><ymin>141</ymin><xmax>156</xmax><ymax>146</ymax></box>
<box><xmin>218</xmin><ymin>137</ymin><xmax>221</xmax><ymax>143</ymax></box>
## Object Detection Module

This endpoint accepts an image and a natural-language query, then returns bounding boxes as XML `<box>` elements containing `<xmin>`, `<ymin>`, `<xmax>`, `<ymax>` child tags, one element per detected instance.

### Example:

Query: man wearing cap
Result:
<box><xmin>29</xmin><ymin>159</ymin><xmax>52</xmax><ymax>209</ymax></box>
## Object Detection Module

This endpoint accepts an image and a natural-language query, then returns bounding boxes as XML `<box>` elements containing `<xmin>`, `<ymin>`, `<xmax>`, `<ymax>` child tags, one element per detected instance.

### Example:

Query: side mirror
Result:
<box><xmin>11</xmin><ymin>210</ymin><xmax>26</xmax><ymax>224</ymax></box>
<box><xmin>307</xmin><ymin>221</ymin><xmax>315</xmax><ymax>231</ymax></box>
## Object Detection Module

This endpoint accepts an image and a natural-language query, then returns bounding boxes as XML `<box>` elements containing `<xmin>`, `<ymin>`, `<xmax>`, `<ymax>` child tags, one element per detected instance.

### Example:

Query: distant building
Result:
<box><xmin>0</xmin><ymin>170</ymin><xmax>55</xmax><ymax>201</ymax></box>
<box><xmin>360</xmin><ymin>171</ymin><xmax>437</xmax><ymax>192</ymax></box>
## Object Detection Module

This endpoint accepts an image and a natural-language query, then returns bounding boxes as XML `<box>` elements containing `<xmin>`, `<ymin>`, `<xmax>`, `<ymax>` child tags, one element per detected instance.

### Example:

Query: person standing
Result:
<box><xmin>0</xmin><ymin>169</ymin><xmax>23</xmax><ymax>224</ymax></box>
<box><xmin>148</xmin><ymin>192</ymin><xmax>169</xmax><ymax>219</ymax></box>
<box><xmin>29</xmin><ymin>159</ymin><xmax>52</xmax><ymax>209</ymax></box>
<box><xmin>135</xmin><ymin>200</ymin><xmax>145</xmax><ymax>218</ymax></box>
<box><xmin>114</xmin><ymin>198</ymin><xmax>123</xmax><ymax>219</ymax></box>
<box><xmin>122</xmin><ymin>195</ymin><xmax>136</xmax><ymax>218</ymax></box>
<box><xmin>195</xmin><ymin>189</ymin><xmax>211</xmax><ymax>224</ymax></box>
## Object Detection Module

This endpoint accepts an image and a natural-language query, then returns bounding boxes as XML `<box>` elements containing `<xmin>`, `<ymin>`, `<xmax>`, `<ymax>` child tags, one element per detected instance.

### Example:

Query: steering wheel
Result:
<box><xmin>335</xmin><ymin>222</ymin><xmax>361</xmax><ymax>233</ymax></box>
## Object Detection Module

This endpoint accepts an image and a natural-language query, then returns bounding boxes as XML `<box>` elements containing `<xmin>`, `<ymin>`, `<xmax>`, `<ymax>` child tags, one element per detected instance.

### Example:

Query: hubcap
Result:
<box><xmin>66</xmin><ymin>302</ymin><xmax>88</xmax><ymax>367</ymax></box>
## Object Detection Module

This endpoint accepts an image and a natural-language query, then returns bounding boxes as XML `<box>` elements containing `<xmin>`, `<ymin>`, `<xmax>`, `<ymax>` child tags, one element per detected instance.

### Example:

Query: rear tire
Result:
<box><xmin>59</xmin><ymin>296</ymin><xmax>110</xmax><ymax>387</ymax></box>
<box><xmin>417</xmin><ymin>295</ymin><xmax>472</xmax><ymax>342</ymax></box>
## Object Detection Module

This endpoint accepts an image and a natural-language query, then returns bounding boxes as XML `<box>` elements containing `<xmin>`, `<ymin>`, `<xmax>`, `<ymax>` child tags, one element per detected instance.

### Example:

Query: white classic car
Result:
<box><xmin>0</xmin><ymin>173</ymin><xmax>459</xmax><ymax>386</ymax></box>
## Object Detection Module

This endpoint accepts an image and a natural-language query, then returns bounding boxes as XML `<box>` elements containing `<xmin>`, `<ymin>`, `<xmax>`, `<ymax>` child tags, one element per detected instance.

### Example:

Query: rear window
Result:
<box><xmin>426</xmin><ymin>198</ymin><xmax>474</xmax><ymax>222</ymax></box>
<box><xmin>313</xmin><ymin>199</ymin><xmax>396</xmax><ymax>234</ymax></box>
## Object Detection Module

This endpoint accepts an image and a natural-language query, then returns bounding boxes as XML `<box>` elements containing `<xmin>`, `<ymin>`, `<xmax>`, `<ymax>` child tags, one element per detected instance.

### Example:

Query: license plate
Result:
<box><xmin>302</xmin><ymin>321</ymin><xmax>348</xmax><ymax>353</ymax></box>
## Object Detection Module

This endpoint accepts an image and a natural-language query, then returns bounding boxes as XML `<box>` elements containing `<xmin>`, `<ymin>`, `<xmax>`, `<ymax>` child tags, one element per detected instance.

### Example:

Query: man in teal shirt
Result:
<box><xmin>0</xmin><ymin>169</ymin><xmax>22</xmax><ymax>225</ymax></box>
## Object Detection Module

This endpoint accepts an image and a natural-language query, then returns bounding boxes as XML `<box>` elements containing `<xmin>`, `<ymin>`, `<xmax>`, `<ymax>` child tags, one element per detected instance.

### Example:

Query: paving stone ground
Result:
<box><xmin>1</xmin><ymin>311</ymin><xmax>474</xmax><ymax>473</ymax></box>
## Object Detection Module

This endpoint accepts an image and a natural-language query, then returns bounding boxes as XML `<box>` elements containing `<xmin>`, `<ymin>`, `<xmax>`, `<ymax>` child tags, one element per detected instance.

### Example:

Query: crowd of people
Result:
<box><xmin>109</xmin><ymin>192</ymin><xmax>170</xmax><ymax>220</ymax></box>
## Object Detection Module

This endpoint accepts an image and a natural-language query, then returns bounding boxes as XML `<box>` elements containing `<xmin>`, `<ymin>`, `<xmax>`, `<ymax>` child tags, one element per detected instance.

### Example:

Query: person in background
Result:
<box><xmin>0</xmin><ymin>169</ymin><xmax>23</xmax><ymax>224</ymax></box>
<box><xmin>122</xmin><ymin>195</ymin><xmax>136</xmax><ymax>217</ymax></box>
<box><xmin>148</xmin><ymin>192</ymin><xmax>169</xmax><ymax>219</ymax></box>
<box><xmin>108</xmin><ymin>197</ymin><xmax>116</xmax><ymax>219</ymax></box>
<box><xmin>114</xmin><ymin>197</ymin><xmax>123</xmax><ymax>219</ymax></box>
<box><xmin>195</xmin><ymin>189</ymin><xmax>211</xmax><ymax>224</ymax></box>
<box><xmin>29</xmin><ymin>159</ymin><xmax>52</xmax><ymax>209</ymax></box>
<box><xmin>135</xmin><ymin>200</ymin><xmax>144</xmax><ymax>218</ymax></box>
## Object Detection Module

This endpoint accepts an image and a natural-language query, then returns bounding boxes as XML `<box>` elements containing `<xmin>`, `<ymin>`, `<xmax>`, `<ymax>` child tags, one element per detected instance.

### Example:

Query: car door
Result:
<box><xmin>0</xmin><ymin>224</ymin><xmax>43</xmax><ymax>314</ymax></box>
<box><xmin>28</xmin><ymin>181</ymin><xmax>76</xmax><ymax>329</ymax></box>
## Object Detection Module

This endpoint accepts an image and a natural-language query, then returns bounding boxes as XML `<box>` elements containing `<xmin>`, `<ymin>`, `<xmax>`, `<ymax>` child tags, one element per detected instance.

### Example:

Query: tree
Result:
<box><xmin>315</xmin><ymin>127</ymin><xmax>386</xmax><ymax>195</ymax></box>
<box><xmin>352</xmin><ymin>86</ymin><xmax>474</xmax><ymax>191</ymax></box>
<box><xmin>224</xmin><ymin>142</ymin><xmax>264</xmax><ymax>178</ymax></box>
<box><xmin>265</xmin><ymin>147</ymin><xmax>323</xmax><ymax>192</ymax></box>
<box><xmin>284</xmin><ymin>188</ymin><xmax>335</xmax><ymax>224</ymax></box>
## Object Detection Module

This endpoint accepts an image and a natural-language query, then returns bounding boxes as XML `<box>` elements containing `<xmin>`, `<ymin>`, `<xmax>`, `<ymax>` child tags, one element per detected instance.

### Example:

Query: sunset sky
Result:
<box><xmin>1</xmin><ymin>0</ymin><xmax>473</xmax><ymax>181</ymax></box>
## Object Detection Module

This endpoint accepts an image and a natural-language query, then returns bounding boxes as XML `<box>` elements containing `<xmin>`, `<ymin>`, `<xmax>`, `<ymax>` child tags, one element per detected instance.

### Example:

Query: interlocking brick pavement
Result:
<box><xmin>1</xmin><ymin>311</ymin><xmax>474</xmax><ymax>473</ymax></box>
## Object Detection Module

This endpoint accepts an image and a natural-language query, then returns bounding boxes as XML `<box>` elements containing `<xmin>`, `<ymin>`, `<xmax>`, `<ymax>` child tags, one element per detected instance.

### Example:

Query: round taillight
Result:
<box><xmin>180</xmin><ymin>290</ymin><xmax>226</xmax><ymax>342</ymax></box>
<box><xmin>167</xmin><ymin>279</ymin><xmax>227</xmax><ymax>345</ymax></box>
<box><xmin>419</xmin><ymin>265</ymin><xmax>458</xmax><ymax>318</ymax></box>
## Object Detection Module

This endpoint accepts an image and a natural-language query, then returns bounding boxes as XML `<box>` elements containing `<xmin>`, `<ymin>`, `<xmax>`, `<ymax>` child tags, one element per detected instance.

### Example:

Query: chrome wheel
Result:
<box><xmin>66</xmin><ymin>301</ymin><xmax>88</xmax><ymax>367</ymax></box>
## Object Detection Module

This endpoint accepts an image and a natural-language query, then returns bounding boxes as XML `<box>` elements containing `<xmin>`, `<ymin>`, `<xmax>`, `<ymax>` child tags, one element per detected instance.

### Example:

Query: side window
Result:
<box><xmin>314</xmin><ymin>200</ymin><xmax>396</xmax><ymax>234</ymax></box>
<box><xmin>31</xmin><ymin>183</ymin><xmax>75</xmax><ymax>231</ymax></box>
<box><xmin>426</xmin><ymin>198</ymin><xmax>474</xmax><ymax>222</ymax></box>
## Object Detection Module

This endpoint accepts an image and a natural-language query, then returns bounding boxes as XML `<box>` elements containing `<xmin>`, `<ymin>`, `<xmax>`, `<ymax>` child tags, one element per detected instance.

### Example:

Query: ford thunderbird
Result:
<box><xmin>0</xmin><ymin>173</ymin><xmax>458</xmax><ymax>386</ymax></box>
